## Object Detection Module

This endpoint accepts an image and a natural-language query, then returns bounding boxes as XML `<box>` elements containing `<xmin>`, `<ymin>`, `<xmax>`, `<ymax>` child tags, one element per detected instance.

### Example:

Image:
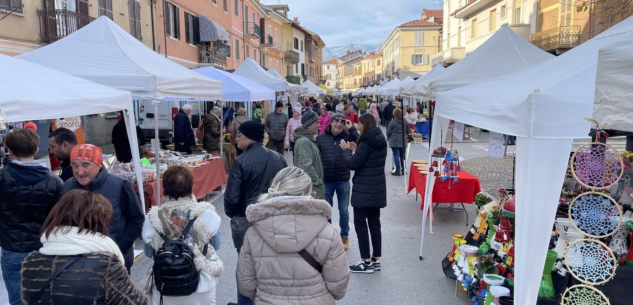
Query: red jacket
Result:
<box><xmin>344</xmin><ymin>111</ymin><xmax>358</xmax><ymax>124</ymax></box>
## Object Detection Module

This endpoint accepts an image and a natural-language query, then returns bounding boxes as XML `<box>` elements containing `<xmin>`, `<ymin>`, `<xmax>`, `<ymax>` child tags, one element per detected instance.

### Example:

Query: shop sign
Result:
<box><xmin>55</xmin><ymin>117</ymin><xmax>82</xmax><ymax>132</ymax></box>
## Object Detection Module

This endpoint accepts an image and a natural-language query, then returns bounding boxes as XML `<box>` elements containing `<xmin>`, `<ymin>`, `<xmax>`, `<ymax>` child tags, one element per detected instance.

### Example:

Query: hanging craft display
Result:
<box><xmin>568</xmin><ymin>192</ymin><xmax>622</xmax><ymax>238</ymax></box>
<box><xmin>561</xmin><ymin>285</ymin><xmax>610</xmax><ymax>305</ymax></box>
<box><xmin>564</xmin><ymin>239</ymin><xmax>617</xmax><ymax>285</ymax></box>
<box><xmin>571</xmin><ymin>142</ymin><xmax>623</xmax><ymax>190</ymax></box>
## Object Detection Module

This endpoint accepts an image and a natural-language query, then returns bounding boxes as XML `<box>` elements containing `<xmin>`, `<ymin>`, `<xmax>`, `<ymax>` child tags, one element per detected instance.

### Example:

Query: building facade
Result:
<box><xmin>322</xmin><ymin>58</ymin><xmax>338</xmax><ymax>89</ymax></box>
<box><xmin>382</xmin><ymin>17</ymin><xmax>442</xmax><ymax>80</ymax></box>
<box><xmin>302</xmin><ymin>27</ymin><xmax>324</xmax><ymax>85</ymax></box>
<box><xmin>360</xmin><ymin>51</ymin><xmax>383</xmax><ymax>87</ymax></box>
<box><xmin>1</xmin><ymin>0</ymin><xmax>153</xmax><ymax>56</ymax></box>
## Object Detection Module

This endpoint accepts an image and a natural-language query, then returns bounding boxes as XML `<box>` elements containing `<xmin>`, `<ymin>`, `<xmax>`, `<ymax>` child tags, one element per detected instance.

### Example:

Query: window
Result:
<box><xmin>598</xmin><ymin>22</ymin><xmax>603</xmax><ymax>31</ymax></box>
<box><xmin>489</xmin><ymin>9</ymin><xmax>496</xmax><ymax>31</ymax></box>
<box><xmin>276</xmin><ymin>60</ymin><xmax>279</xmax><ymax>71</ymax></box>
<box><xmin>260</xmin><ymin>52</ymin><xmax>265</xmax><ymax>67</ymax></box>
<box><xmin>4</xmin><ymin>0</ymin><xmax>23</xmax><ymax>13</ymax></box>
<box><xmin>414</xmin><ymin>32</ymin><xmax>424</xmax><ymax>46</ymax></box>
<box><xmin>128</xmin><ymin>0</ymin><xmax>142</xmax><ymax>41</ymax></box>
<box><xmin>287</xmin><ymin>65</ymin><xmax>292</xmax><ymax>76</ymax></box>
<box><xmin>235</xmin><ymin>39</ymin><xmax>240</xmax><ymax>60</ymax></box>
<box><xmin>471</xmin><ymin>19</ymin><xmax>477</xmax><ymax>39</ymax></box>
<box><xmin>458</xmin><ymin>26</ymin><xmax>462</xmax><ymax>46</ymax></box>
<box><xmin>269</xmin><ymin>58</ymin><xmax>273</xmax><ymax>68</ymax></box>
<box><xmin>327</xmin><ymin>66</ymin><xmax>329</xmax><ymax>70</ymax></box>
<box><xmin>244</xmin><ymin>5</ymin><xmax>248</xmax><ymax>23</ymax></box>
<box><xmin>223</xmin><ymin>0</ymin><xmax>227</xmax><ymax>12</ymax></box>
<box><xmin>98</xmin><ymin>0</ymin><xmax>113</xmax><ymax>19</ymax></box>
<box><xmin>300</xmin><ymin>40</ymin><xmax>303</xmax><ymax>52</ymax></box>
<box><xmin>275</xmin><ymin>29</ymin><xmax>279</xmax><ymax>42</ymax></box>
<box><xmin>301</xmin><ymin>63</ymin><xmax>305</xmax><ymax>75</ymax></box>
<box><xmin>254</xmin><ymin>49</ymin><xmax>256</xmax><ymax>59</ymax></box>
<box><xmin>514</xmin><ymin>0</ymin><xmax>521</xmax><ymax>24</ymax></box>
<box><xmin>245</xmin><ymin>44</ymin><xmax>249</xmax><ymax>58</ymax></box>
<box><xmin>212</xmin><ymin>0</ymin><xmax>216</xmax><ymax>4</ymax></box>
<box><xmin>295</xmin><ymin>64</ymin><xmax>298</xmax><ymax>73</ymax></box>
<box><xmin>500</xmin><ymin>5</ymin><xmax>506</xmax><ymax>18</ymax></box>
<box><xmin>294</xmin><ymin>38</ymin><xmax>298</xmax><ymax>50</ymax></box>
<box><xmin>377</xmin><ymin>59</ymin><xmax>381</xmax><ymax>66</ymax></box>
<box><xmin>164</xmin><ymin>3</ymin><xmax>179</xmax><ymax>39</ymax></box>
<box><xmin>184</xmin><ymin>12</ymin><xmax>195</xmax><ymax>44</ymax></box>
<box><xmin>412</xmin><ymin>54</ymin><xmax>429</xmax><ymax>65</ymax></box>
<box><xmin>268</xmin><ymin>25</ymin><xmax>272</xmax><ymax>37</ymax></box>
<box><xmin>234</xmin><ymin>0</ymin><xmax>238</xmax><ymax>17</ymax></box>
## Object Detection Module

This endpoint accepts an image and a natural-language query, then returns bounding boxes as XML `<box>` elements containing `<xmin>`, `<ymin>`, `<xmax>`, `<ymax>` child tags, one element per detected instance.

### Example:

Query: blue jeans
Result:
<box><xmin>392</xmin><ymin>147</ymin><xmax>404</xmax><ymax>174</ymax></box>
<box><xmin>504</xmin><ymin>135</ymin><xmax>515</xmax><ymax>145</ymax></box>
<box><xmin>236</xmin><ymin>248</ymin><xmax>254</xmax><ymax>305</ymax></box>
<box><xmin>324</xmin><ymin>181</ymin><xmax>351</xmax><ymax>237</ymax></box>
<box><xmin>1</xmin><ymin>249</ymin><xmax>29</xmax><ymax>305</ymax></box>
<box><xmin>360</xmin><ymin>110</ymin><xmax>366</xmax><ymax>115</ymax></box>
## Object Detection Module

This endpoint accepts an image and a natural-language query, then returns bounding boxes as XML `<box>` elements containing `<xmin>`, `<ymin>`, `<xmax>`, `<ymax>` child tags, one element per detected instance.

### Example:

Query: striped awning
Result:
<box><xmin>197</xmin><ymin>15</ymin><xmax>231</xmax><ymax>46</ymax></box>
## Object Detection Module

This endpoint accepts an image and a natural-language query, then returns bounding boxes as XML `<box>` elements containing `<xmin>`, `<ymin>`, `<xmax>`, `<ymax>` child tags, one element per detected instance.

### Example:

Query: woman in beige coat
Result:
<box><xmin>237</xmin><ymin>167</ymin><xmax>350</xmax><ymax>305</ymax></box>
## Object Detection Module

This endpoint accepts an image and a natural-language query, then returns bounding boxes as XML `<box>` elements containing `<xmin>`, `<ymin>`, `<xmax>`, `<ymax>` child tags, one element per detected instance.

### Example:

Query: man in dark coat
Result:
<box><xmin>173</xmin><ymin>104</ymin><xmax>195</xmax><ymax>154</ymax></box>
<box><xmin>0</xmin><ymin>129</ymin><xmax>63</xmax><ymax>305</ymax></box>
<box><xmin>382</xmin><ymin>99</ymin><xmax>396</xmax><ymax>128</ymax></box>
<box><xmin>316</xmin><ymin>113</ymin><xmax>359</xmax><ymax>250</ymax></box>
<box><xmin>224</xmin><ymin>120</ymin><xmax>287</xmax><ymax>305</ymax></box>
<box><xmin>60</xmin><ymin>144</ymin><xmax>144</xmax><ymax>273</ymax></box>
<box><xmin>48</xmin><ymin>127</ymin><xmax>78</xmax><ymax>181</ymax></box>
<box><xmin>264</xmin><ymin>102</ymin><xmax>289</xmax><ymax>155</ymax></box>
<box><xmin>111</xmin><ymin>115</ymin><xmax>147</xmax><ymax>163</ymax></box>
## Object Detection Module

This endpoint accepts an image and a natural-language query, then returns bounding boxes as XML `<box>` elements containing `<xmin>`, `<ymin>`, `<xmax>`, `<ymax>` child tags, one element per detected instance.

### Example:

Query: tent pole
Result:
<box><xmin>154</xmin><ymin>104</ymin><xmax>161</xmax><ymax>207</ymax></box>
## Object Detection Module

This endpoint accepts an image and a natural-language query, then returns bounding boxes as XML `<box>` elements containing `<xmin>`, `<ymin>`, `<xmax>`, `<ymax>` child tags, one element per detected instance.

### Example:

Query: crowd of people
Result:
<box><xmin>0</xmin><ymin>93</ymin><xmax>420</xmax><ymax>305</ymax></box>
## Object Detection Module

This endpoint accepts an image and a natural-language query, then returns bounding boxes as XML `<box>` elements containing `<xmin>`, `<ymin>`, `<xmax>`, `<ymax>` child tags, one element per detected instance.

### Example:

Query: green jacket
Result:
<box><xmin>358</xmin><ymin>98</ymin><xmax>368</xmax><ymax>110</ymax></box>
<box><xmin>293</xmin><ymin>127</ymin><xmax>325</xmax><ymax>199</ymax></box>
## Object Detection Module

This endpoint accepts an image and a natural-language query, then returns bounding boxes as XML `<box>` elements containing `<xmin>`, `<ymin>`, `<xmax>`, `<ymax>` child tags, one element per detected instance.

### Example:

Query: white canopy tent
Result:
<box><xmin>0</xmin><ymin>54</ymin><xmax>146</xmax><ymax>208</ymax></box>
<box><xmin>19</xmin><ymin>16</ymin><xmax>223</xmax><ymax>209</ymax></box>
<box><xmin>267</xmin><ymin>67</ymin><xmax>284</xmax><ymax>80</ymax></box>
<box><xmin>194</xmin><ymin>66</ymin><xmax>275</xmax><ymax>105</ymax></box>
<box><xmin>423</xmin><ymin>64</ymin><xmax>445</xmax><ymax>78</ymax></box>
<box><xmin>400</xmin><ymin>24</ymin><xmax>554</xmax><ymax>99</ymax></box>
<box><xmin>234</xmin><ymin>58</ymin><xmax>287</xmax><ymax>92</ymax></box>
<box><xmin>301</xmin><ymin>80</ymin><xmax>327</xmax><ymax>95</ymax></box>
<box><xmin>355</xmin><ymin>88</ymin><xmax>366</xmax><ymax>94</ymax></box>
<box><xmin>427</xmin><ymin>16</ymin><xmax>633</xmax><ymax>305</ymax></box>
<box><xmin>380</xmin><ymin>78</ymin><xmax>402</xmax><ymax>96</ymax></box>
<box><xmin>593</xmin><ymin>40</ymin><xmax>633</xmax><ymax>131</ymax></box>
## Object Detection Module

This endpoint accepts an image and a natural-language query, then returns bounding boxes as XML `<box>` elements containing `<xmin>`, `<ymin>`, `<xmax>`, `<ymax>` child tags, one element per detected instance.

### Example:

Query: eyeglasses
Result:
<box><xmin>332</xmin><ymin>118</ymin><xmax>345</xmax><ymax>122</ymax></box>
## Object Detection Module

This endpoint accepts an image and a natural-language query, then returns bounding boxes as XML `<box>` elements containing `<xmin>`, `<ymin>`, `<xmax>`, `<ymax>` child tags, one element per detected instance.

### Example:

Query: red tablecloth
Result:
<box><xmin>407</xmin><ymin>162</ymin><xmax>481</xmax><ymax>210</ymax></box>
<box><xmin>133</xmin><ymin>159</ymin><xmax>227</xmax><ymax>212</ymax></box>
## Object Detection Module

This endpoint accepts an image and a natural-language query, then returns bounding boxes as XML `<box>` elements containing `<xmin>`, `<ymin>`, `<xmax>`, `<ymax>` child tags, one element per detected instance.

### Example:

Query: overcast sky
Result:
<box><xmin>261</xmin><ymin>0</ymin><xmax>441</xmax><ymax>47</ymax></box>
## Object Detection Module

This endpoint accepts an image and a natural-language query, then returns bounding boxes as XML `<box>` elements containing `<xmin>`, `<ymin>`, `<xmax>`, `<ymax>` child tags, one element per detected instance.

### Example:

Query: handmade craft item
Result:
<box><xmin>561</xmin><ymin>285</ymin><xmax>610</xmax><ymax>305</ymax></box>
<box><xmin>564</xmin><ymin>239</ymin><xmax>616</xmax><ymax>285</ymax></box>
<box><xmin>538</xmin><ymin>250</ymin><xmax>558</xmax><ymax>298</ymax></box>
<box><xmin>569</xmin><ymin>192</ymin><xmax>622</xmax><ymax>238</ymax></box>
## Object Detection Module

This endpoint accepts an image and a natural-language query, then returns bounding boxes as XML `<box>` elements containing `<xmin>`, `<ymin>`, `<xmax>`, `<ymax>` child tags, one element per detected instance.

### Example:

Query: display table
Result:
<box><xmin>133</xmin><ymin>159</ymin><xmax>227</xmax><ymax>211</ymax></box>
<box><xmin>414</xmin><ymin>120</ymin><xmax>430</xmax><ymax>138</ymax></box>
<box><xmin>407</xmin><ymin>162</ymin><xmax>481</xmax><ymax>208</ymax></box>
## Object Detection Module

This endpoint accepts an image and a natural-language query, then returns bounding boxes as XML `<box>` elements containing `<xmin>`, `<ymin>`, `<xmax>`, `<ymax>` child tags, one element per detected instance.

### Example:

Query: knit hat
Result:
<box><xmin>275</xmin><ymin>102</ymin><xmax>284</xmax><ymax>109</ymax></box>
<box><xmin>71</xmin><ymin>144</ymin><xmax>103</xmax><ymax>165</ymax></box>
<box><xmin>331</xmin><ymin>113</ymin><xmax>346</xmax><ymax>122</ymax></box>
<box><xmin>301</xmin><ymin>111</ymin><xmax>319</xmax><ymax>128</ymax></box>
<box><xmin>24</xmin><ymin>122</ymin><xmax>37</xmax><ymax>131</ymax></box>
<box><xmin>238</xmin><ymin>120</ymin><xmax>265</xmax><ymax>142</ymax></box>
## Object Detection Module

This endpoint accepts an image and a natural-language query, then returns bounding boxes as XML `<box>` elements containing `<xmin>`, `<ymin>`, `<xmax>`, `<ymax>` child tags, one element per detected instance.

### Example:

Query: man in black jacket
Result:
<box><xmin>0</xmin><ymin>128</ymin><xmax>63</xmax><ymax>305</ymax></box>
<box><xmin>48</xmin><ymin>127</ymin><xmax>78</xmax><ymax>182</ymax></box>
<box><xmin>316</xmin><ymin>113</ymin><xmax>359</xmax><ymax>250</ymax></box>
<box><xmin>111</xmin><ymin>114</ymin><xmax>147</xmax><ymax>163</ymax></box>
<box><xmin>383</xmin><ymin>99</ymin><xmax>396</xmax><ymax>128</ymax></box>
<box><xmin>174</xmin><ymin>104</ymin><xmax>195</xmax><ymax>154</ymax></box>
<box><xmin>60</xmin><ymin>144</ymin><xmax>144</xmax><ymax>273</ymax></box>
<box><xmin>224</xmin><ymin>120</ymin><xmax>286</xmax><ymax>305</ymax></box>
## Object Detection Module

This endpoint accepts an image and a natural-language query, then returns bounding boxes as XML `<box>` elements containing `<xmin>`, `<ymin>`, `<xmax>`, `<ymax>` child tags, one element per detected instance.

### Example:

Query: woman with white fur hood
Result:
<box><xmin>237</xmin><ymin>167</ymin><xmax>350</xmax><ymax>304</ymax></box>
<box><xmin>142</xmin><ymin>166</ymin><xmax>223</xmax><ymax>305</ymax></box>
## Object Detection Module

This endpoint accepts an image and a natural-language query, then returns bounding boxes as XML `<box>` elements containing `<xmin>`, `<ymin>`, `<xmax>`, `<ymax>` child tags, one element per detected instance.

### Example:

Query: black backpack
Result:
<box><xmin>153</xmin><ymin>217</ymin><xmax>201</xmax><ymax>298</ymax></box>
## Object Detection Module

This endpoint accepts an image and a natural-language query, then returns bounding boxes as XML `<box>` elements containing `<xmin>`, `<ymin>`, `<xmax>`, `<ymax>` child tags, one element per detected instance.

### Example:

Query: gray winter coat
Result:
<box><xmin>264</xmin><ymin>112</ymin><xmax>289</xmax><ymax>142</ymax></box>
<box><xmin>237</xmin><ymin>197</ymin><xmax>350</xmax><ymax>305</ymax></box>
<box><xmin>387</xmin><ymin>117</ymin><xmax>411</xmax><ymax>148</ymax></box>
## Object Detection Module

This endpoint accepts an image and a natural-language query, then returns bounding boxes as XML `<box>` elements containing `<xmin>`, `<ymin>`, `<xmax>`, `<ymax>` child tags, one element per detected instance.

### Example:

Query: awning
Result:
<box><xmin>198</xmin><ymin>15</ymin><xmax>231</xmax><ymax>46</ymax></box>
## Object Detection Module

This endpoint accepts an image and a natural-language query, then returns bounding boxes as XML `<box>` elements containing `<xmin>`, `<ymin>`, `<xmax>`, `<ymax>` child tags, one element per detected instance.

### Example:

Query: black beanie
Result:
<box><xmin>238</xmin><ymin>120</ymin><xmax>265</xmax><ymax>143</ymax></box>
<box><xmin>275</xmin><ymin>101</ymin><xmax>284</xmax><ymax>109</ymax></box>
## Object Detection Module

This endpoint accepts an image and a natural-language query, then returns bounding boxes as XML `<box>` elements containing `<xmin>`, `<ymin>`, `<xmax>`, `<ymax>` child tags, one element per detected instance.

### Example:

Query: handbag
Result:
<box><xmin>230</xmin><ymin>150</ymin><xmax>270</xmax><ymax>249</ymax></box>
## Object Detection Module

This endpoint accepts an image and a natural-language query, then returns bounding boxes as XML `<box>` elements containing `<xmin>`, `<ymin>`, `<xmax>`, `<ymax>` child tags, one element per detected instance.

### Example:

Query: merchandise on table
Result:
<box><xmin>109</xmin><ymin>150</ymin><xmax>202</xmax><ymax>184</ymax></box>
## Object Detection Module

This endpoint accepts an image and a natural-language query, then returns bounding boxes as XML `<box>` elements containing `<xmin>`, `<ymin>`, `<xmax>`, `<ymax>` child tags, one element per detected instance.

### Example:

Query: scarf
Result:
<box><xmin>39</xmin><ymin>226</ymin><xmax>125</xmax><ymax>264</ymax></box>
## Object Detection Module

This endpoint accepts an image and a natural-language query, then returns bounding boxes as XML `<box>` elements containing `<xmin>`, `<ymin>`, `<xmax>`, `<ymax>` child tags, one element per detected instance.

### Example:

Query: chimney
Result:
<box><xmin>293</xmin><ymin>17</ymin><xmax>300</xmax><ymax>25</ymax></box>
<box><xmin>371</xmin><ymin>51</ymin><xmax>375</xmax><ymax>55</ymax></box>
<box><xmin>346</xmin><ymin>50</ymin><xmax>350</xmax><ymax>55</ymax></box>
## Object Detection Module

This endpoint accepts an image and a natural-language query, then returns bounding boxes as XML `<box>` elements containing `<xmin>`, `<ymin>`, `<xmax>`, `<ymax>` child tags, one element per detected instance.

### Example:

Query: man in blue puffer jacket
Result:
<box><xmin>60</xmin><ymin>144</ymin><xmax>144</xmax><ymax>273</ymax></box>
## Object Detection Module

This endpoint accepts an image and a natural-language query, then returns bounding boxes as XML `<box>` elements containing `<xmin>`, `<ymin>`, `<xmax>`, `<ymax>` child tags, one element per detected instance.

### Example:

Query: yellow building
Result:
<box><xmin>0</xmin><ymin>0</ymin><xmax>154</xmax><ymax>56</ymax></box>
<box><xmin>382</xmin><ymin>18</ymin><xmax>441</xmax><ymax>80</ymax></box>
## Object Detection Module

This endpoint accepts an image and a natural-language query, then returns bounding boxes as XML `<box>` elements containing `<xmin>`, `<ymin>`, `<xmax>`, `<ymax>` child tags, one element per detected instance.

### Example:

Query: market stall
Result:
<box><xmin>301</xmin><ymin>80</ymin><xmax>327</xmax><ymax>95</ymax></box>
<box><xmin>19</xmin><ymin>16</ymin><xmax>224</xmax><ymax>209</ymax></box>
<box><xmin>234</xmin><ymin>58</ymin><xmax>287</xmax><ymax>92</ymax></box>
<box><xmin>430</xmin><ymin>16</ymin><xmax>633</xmax><ymax>305</ymax></box>
<box><xmin>318</xmin><ymin>84</ymin><xmax>334</xmax><ymax>94</ymax></box>
<box><xmin>379</xmin><ymin>78</ymin><xmax>401</xmax><ymax>96</ymax></box>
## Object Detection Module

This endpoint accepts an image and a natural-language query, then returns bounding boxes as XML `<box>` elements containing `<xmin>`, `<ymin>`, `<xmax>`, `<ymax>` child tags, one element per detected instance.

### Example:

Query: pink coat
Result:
<box><xmin>286</xmin><ymin>116</ymin><xmax>302</xmax><ymax>145</ymax></box>
<box><xmin>319</xmin><ymin>112</ymin><xmax>331</xmax><ymax>134</ymax></box>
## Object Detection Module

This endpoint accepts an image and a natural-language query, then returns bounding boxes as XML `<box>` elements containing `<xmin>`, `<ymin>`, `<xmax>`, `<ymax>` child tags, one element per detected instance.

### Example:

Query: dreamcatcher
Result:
<box><xmin>562</xmin><ymin>118</ymin><xmax>623</xmax><ymax>305</ymax></box>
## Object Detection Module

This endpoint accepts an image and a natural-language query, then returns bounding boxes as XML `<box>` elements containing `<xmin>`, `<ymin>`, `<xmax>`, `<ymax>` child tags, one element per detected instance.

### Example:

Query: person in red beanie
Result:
<box><xmin>59</xmin><ymin>144</ymin><xmax>144</xmax><ymax>273</ymax></box>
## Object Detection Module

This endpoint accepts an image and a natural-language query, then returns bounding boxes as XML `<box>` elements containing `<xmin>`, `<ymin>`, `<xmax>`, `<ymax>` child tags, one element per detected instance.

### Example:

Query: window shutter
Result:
<box><xmin>411</xmin><ymin>54</ymin><xmax>414</xmax><ymax>65</ymax></box>
<box><xmin>245</xmin><ymin>44</ymin><xmax>249</xmax><ymax>58</ymax></box>
<box><xmin>193</xmin><ymin>16</ymin><xmax>200</xmax><ymax>45</ymax></box>
<box><xmin>77</xmin><ymin>0</ymin><xmax>89</xmax><ymax>15</ymax></box>
<box><xmin>106</xmin><ymin>0</ymin><xmax>113</xmax><ymax>19</ymax></box>
<box><xmin>99</xmin><ymin>0</ymin><xmax>106</xmax><ymax>17</ymax></box>
<box><xmin>164</xmin><ymin>2</ymin><xmax>171</xmax><ymax>37</ymax></box>
<box><xmin>174</xmin><ymin>6</ymin><xmax>180</xmax><ymax>39</ymax></box>
<box><xmin>185</xmin><ymin>13</ymin><xmax>190</xmax><ymax>43</ymax></box>
<box><xmin>135</xmin><ymin>2</ymin><xmax>141</xmax><ymax>40</ymax></box>
<box><xmin>129</xmin><ymin>0</ymin><xmax>136</xmax><ymax>38</ymax></box>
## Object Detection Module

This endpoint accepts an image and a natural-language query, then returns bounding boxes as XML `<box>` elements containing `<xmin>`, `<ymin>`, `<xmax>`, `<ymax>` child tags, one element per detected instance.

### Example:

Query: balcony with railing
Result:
<box><xmin>262</xmin><ymin>35</ymin><xmax>273</xmax><ymax>47</ymax></box>
<box><xmin>270</xmin><ymin>39</ymin><xmax>285</xmax><ymax>51</ymax></box>
<box><xmin>37</xmin><ymin>9</ymin><xmax>96</xmax><ymax>44</ymax></box>
<box><xmin>199</xmin><ymin>43</ymin><xmax>228</xmax><ymax>69</ymax></box>
<box><xmin>531</xmin><ymin>26</ymin><xmax>581</xmax><ymax>54</ymax></box>
<box><xmin>284</xmin><ymin>50</ymin><xmax>300</xmax><ymax>64</ymax></box>
<box><xmin>245</xmin><ymin>22</ymin><xmax>261</xmax><ymax>39</ymax></box>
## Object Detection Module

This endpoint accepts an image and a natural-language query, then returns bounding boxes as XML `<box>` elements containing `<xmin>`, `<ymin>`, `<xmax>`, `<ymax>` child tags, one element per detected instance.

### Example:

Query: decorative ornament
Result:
<box><xmin>564</xmin><ymin>239</ymin><xmax>616</xmax><ymax>285</ymax></box>
<box><xmin>561</xmin><ymin>285</ymin><xmax>609</xmax><ymax>305</ymax></box>
<box><xmin>569</xmin><ymin>192</ymin><xmax>622</xmax><ymax>238</ymax></box>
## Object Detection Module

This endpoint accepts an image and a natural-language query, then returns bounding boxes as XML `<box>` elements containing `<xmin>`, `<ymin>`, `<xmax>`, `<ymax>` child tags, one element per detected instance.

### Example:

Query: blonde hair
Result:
<box><xmin>237</xmin><ymin>108</ymin><xmax>247</xmax><ymax>116</ymax></box>
<box><xmin>258</xmin><ymin>167</ymin><xmax>312</xmax><ymax>202</ymax></box>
